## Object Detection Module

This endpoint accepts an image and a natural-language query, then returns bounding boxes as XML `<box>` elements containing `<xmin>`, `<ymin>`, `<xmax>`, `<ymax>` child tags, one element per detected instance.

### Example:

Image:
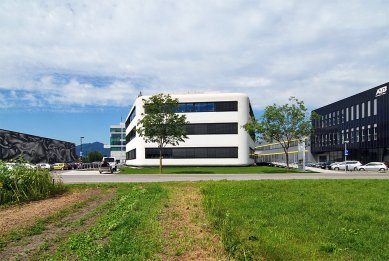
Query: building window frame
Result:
<box><xmin>374</xmin><ymin>99</ymin><xmax>377</xmax><ymax>115</ymax></box>
<box><xmin>356</xmin><ymin>104</ymin><xmax>359</xmax><ymax>119</ymax></box>
<box><xmin>373</xmin><ymin>124</ymin><xmax>377</xmax><ymax>141</ymax></box>
<box><xmin>368</xmin><ymin>101</ymin><xmax>371</xmax><ymax>117</ymax></box>
<box><xmin>356</xmin><ymin>127</ymin><xmax>359</xmax><ymax>142</ymax></box>
<box><xmin>361</xmin><ymin>126</ymin><xmax>365</xmax><ymax>142</ymax></box>
<box><xmin>367</xmin><ymin>125</ymin><xmax>371</xmax><ymax>141</ymax></box>
<box><xmin>362</xmin><ymin>103</ymin><xmax>365</xmax><ymax>118</ymax></box>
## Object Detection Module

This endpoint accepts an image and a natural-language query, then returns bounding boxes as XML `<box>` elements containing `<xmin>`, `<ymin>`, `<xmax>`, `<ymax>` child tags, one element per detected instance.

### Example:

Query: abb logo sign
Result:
<box><xmin>376</xmin><ymin>86</ymin><xmax>387</xmax><ymax>97</ymax></box>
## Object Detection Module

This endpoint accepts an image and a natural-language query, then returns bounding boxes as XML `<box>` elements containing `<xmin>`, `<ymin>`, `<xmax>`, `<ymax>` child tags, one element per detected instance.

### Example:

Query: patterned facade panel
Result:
<box><xmin>0</xmin><ymin>129</ymin><xmax>77</xmax><ymax>164</ymax></box>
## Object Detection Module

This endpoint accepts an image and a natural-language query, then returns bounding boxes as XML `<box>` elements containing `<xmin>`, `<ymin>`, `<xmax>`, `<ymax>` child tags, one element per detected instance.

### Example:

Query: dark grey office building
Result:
<box><xmin>312</xmin><ymin>82</ymin><xmax>389</xmax><ymax>163</ymax></box>
<box><xmin>0</xmin><ymin>129</ymin><xmax>77</xmax><ymax>164</ymax></box>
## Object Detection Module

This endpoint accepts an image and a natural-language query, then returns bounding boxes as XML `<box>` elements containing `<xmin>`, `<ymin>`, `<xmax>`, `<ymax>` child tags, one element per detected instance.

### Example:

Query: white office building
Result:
<box><xmin>108</xmin><ymin>122</ymin><xmax>126</xmax><ymax>163</ymax></box>
<box><xmin>125</xmin><ymin>93</ymin><xmax>255</xmax><ymax>166</ymax></box>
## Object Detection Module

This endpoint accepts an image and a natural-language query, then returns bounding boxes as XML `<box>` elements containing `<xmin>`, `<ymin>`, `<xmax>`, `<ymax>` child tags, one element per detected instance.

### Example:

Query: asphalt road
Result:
<box><xmin>58</xmin><ymin>170</ymin><xmax>389</xmax><ymax>184</ymax></box>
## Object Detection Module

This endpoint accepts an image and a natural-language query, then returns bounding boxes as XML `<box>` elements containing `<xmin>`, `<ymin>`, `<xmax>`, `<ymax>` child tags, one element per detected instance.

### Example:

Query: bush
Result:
<box><xmin>0</xmin><ymin>161</ymin><xmax>66</xmax><ymax>205</ymax></box>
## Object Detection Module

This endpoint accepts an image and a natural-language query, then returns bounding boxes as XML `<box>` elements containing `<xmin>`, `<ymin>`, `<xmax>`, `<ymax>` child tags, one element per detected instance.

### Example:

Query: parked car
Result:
<box><xmin>305</xmin><ymin>162</ymin><xmax>316</xmax><ymax>167</ymax></box>
<box><xmin>317</xmin><ymin>161</ymin><xmax>334</xmax><ymax>169</ymax></box>
<box><xmin>358</xmin><ymin>162</ymin><xmax>388</xmax><ymax>172</ymax></box>
<box><xmin>256</xmin><ymin>162</ymin><xmax>273</xmax><ymax>166</ymax></box>
<box><xmin>331</xmin><ymin>161</ymin><xmax>362</xmax><ymax>171</ymax></box>
<box><xmin>36</xmin><ymin>163</ymin><xmax>51</xmax><ymax>170</ymax></box>
<box><xmin>64</xmin><ymin>163</ymin><xmax>74</xmax><ymax>170</ymax></box>
<box><xmin>52</xmin><ymin>163</ymin><xmax>65</xmax><ymax>170</ymax></box>
<box><xmin>21</xmin><ymin>163</ymin><xmax>37</xmax><ymax>169</ymax></box>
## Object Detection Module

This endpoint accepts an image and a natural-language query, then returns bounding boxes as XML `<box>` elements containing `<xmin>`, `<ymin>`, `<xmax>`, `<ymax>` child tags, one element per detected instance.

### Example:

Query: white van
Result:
<box><xmin>102</xmin><ymin>157</ymin><xmax>117</xmax><ymax>172</ymax></box>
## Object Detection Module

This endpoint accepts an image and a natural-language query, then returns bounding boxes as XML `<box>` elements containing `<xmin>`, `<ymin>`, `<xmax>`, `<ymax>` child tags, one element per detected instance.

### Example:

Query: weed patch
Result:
<box><xmin>0</xmin><ymin>161</ymin><xmax>66</xmax><ymax>205</ymax></box>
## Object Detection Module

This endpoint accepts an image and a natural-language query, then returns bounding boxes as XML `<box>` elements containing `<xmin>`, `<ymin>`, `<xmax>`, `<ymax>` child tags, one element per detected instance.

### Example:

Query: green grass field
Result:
<box><xmin>202</xmin><ymin>180</ymin><xmax>389</xmax><ymax>260</ymax></box>
<box><xmin>120</xmin><ymin>165</ymin><xmax>297</xmax><ymax>174</ymax></box>
<box><xmin>2</xmin><ymin>180</ymin><xmax>389</xmax><ymax>260</ymax></box>
<box><xmin>43</xmin><ymin>184</ymin><xmax>168</xmax><ymax>260</ymax></box>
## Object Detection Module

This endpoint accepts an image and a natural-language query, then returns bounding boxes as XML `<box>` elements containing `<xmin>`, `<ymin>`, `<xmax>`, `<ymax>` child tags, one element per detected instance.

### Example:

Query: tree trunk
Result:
<box><xmin>159</xmin><ymin>146</ymin><xmax>163</xmax><ymax>174</ymax></box>
<box><xmin>285</xmin><ymin>149</ymin><xmax>289</xmax><ymax>169</ymax></box>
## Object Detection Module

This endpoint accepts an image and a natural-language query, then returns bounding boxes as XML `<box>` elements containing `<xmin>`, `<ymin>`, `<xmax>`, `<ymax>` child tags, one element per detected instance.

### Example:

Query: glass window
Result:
<box><xmin>186</xmin><ymin>103</ymin><xmax>195</xmax><ymax>112</ymax></box>
<box><xmin>125</xmin><ymin>107</ymin><xmax>136</xmax><ymax>128</ymax></box>
<box><xmin>374</xmin><ymin>99</ymin><xmax>377</xmax><ymax>115</ymax></box>
<box><xmin>351</xmin><ymin>106</ymin><xmax>354</xmax><ymax>121</ymax></box>
<box><xmin>341</xmin><ymin>130</ymin><xmax>344</xmax><ymax>144</ymax></box>
<box><xmin>328</xmin><ymin>114</ymin><xmax>331</xmax><ymax>126</ymax></box>
<box><xmin>356</xmin><ymin>104</ymin><xmax>359</xmax><ymax>119</ymax></box>
<box><xmin>346</xmin><ymin>107</ymin><xmax>349</xmax><ymax>122</ymax></box>
<box><xmin>351</xmin><ymin>128</ymin><xmax>354</xmax><ymax>143</ymax></box>
<box><xmin>362</xmin><ymin>126</ymin><xmax>365</xmax><ymax>142</ymax></box>
<box><xmin>362</xmin><ymin>103</ymin><xmax>365</xmax><ymax>118</ymax></box>
<box><xmin>178</xmin><ymin>103</ymin><xmax>186</xmax><ymax>112</ymax></box>
<box><xmin>333</xmin><ymin>112</ymin><xmax>335</xmax><ymax>125</ymax></box>
<box><xmin>342</xmin><ymin>109</ymin><xmax>344</xmax><ymax>123</ymax></box>
<box><xmin>337</xmin><ymin>111</ymin><xmax>340</xmax><ymax>124</ymax></box>
<box><xmin>374</xmin><ymin>124</ymin><xmax>377</xmax><ymax>140</ymax></box>
<box><xmin>367</xmin><ymin>125</ymin><xmax>371</xmax><ymax>141</ymax></box>
<box><xmin>346</xmin><ymin>129</ymin><xmax>349</xmax><ymax>142</ymax></box>
<box><xmin>206</xmin><ymin>102</ymin><xmax>215</xmax><ymax>112</ymax></box>
<box><xmin>323</xmin><ymin>116</ymin><xmax>326</xmax><ymax>127</ymax></box>
<box><xmin>356</xmin><ymin>127</ymin><xmax>359</xmax><ymax>142</ymax></box>
<box><xmin>368</xmin><ymin>101</ymin><xmax>371</xmax><ymax>117</ymax></box>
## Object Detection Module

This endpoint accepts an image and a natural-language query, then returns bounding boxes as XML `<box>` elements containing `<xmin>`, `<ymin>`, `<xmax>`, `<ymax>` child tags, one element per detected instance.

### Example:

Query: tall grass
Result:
<box><xmin>0</xmin><ymin>161</ymin><xmax>66</xmax><ymax>205</ymax></box>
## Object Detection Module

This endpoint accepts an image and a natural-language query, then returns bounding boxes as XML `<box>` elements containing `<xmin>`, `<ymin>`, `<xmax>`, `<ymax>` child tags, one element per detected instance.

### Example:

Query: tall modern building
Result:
<box><xmin>0</xmin><ymin>129</ymin><xmax>76</xmax><ymax>164</ymax></box>
<box><xmin>312</xmin><ymin>82</ymin><xmax>389</xmax><ymax>163</ymax></box>
<box><xmin>125</xmin><ymin>93</ymin><xmax>255</xmax><ymax>166</ymax></box>
<box><xmin>108</xmin><ymin>122</ymin><xmax>126</xmax><ymax>163</ymax></box>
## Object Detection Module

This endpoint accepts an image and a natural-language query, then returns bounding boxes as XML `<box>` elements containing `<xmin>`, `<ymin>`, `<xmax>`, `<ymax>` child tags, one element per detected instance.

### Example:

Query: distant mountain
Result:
<box><xmin>75</xmin><ymin>142</ymin><xmax>110</xmax><ymax>157</ymax></box>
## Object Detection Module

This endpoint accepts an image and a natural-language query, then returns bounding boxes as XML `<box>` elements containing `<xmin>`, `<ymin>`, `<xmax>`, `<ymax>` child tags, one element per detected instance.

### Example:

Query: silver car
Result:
<box><xmin>331</xmin><ymin>161</ymin><xmax>362</xmax><ymax>171</ymax></box>
<box><xmin>358</xmin><ymin>162</ymin><xmax>388</xmax><ymax>172</ymax></box>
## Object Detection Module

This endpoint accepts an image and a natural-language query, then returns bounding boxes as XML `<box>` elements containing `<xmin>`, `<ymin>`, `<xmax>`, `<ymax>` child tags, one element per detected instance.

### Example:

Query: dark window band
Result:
<box><xmin>145</xmin><ymin>147</ymin><xmax>238</xmax><ymax>159</ymax></box>
<box><xmin>126</xmin><ymin>127</ymin><xmax>136</xmax><ymax>143</ymax></box>
<box><xmin>126</xmin><ymin>149</ymin><xmax>136</xmax><ymax>160</ymax></box>
<box><xmin>125</xmin><ymin>107</ymin><xmax>136</xmax><ymax>128</ymax></box>
<box><xmin>185</xmin><ymin>123</ymin><xmax>238</xmax><ymax>135</ymax></box>
<box><xmin>177</xmin><ymin>101</ymin><xmax>238</xmax><ymax>113</ymax></box>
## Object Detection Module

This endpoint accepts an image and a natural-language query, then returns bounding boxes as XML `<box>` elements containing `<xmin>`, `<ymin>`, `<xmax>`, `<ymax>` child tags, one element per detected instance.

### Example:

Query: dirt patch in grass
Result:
<box><xmin>158</xmin><ymin>184</ymin><xmax>228</xmax><ymax>260</ymax></box>
<box><xmin>0</xmin><ymin>188</ymin><xmax>116</xmax><ymax>260</ymax></box>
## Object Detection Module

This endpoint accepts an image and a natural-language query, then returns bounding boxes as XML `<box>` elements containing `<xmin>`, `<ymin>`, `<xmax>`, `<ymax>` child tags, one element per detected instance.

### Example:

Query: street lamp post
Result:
<box><xmin>344</xmin><ymin>140</ymin><xmax>349</xmax><ymax>172</ymax></box>
<box><xmin>80</xmin><ymin>136</ymin><xmax>84</xmax><ymax>160</ymax></box>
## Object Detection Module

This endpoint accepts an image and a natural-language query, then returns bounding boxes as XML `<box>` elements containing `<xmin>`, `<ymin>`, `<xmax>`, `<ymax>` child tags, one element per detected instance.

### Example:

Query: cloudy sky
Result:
<box><xmin>1</xmin><ymin>0</ymin><xmax>388</xmax><ymax>144</ymax></box>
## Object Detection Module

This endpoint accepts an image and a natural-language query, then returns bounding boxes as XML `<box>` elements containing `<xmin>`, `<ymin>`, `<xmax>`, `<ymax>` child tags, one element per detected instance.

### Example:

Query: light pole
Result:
<box><xmin>80</xmin><ymin>136</ymin><xmax>84</xmax><ymax>161</ymax></box>
<box><xmin>344</xmin><ymin>140</ymin><xmax>349</xmax><ymax>172</ymax></box>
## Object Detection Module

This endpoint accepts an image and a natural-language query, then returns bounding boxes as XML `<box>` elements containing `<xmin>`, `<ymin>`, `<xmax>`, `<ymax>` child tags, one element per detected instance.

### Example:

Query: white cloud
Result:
<box><xmin>0</xmin><ymin>0</ymin><xmax>388</xmax><ymax>111</ymax></box>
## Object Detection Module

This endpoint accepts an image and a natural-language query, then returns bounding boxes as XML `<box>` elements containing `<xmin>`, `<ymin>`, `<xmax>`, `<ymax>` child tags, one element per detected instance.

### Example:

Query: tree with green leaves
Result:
<box><xmin>244</xmin><ymin>96</ymin><xmax>316</xmax><ymax>169</ymax></box>
<box><xmin>137</xmin><ymin>93</ymin><xmax>188</xmax><ymax>173</ymax></box>
<box><xmin>87</xmin><ymin>151</ymin><xmax>103</xmax><ymax>163</ymax></box>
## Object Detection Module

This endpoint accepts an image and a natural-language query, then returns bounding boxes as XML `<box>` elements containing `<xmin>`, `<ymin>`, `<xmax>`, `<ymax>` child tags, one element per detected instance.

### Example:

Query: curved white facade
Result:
<box><xmin>125</xmin><ymin>93</ymin><xmax>255</xmax><ymax>166</ymax></box>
